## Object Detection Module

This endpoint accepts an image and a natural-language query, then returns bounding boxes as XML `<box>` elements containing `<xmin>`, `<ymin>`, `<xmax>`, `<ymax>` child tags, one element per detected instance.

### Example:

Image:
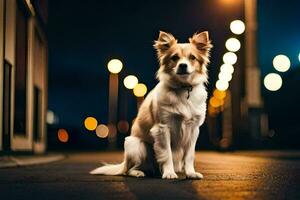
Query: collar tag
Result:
<box><xmin>186</xmin><ymin>86</ymin><xmax>193</xmax><ymax>99</ymax></box>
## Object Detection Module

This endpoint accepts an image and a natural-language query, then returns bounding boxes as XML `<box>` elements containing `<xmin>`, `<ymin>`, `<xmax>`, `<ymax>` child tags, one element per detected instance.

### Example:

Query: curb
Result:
<box><xmin>0</xmin><ymin>154</ymin><xmax>66</xmax><ymax>168</ymax></box>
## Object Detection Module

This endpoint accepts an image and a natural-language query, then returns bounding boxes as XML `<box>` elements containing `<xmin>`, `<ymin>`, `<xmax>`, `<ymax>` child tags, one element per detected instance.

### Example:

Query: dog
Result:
<box><xmin>90</xmin><ymin>31</ymin><xmax>212</xmax><ymax>179</ymax></box>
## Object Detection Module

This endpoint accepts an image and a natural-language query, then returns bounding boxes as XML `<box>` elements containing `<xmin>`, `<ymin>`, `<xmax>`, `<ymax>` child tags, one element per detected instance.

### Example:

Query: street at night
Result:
<box><xmin>1</xmin><ymin>0</ymin><xmax>300</xmax><ymax>199</ymax></box>
<box><xmin>1</xmin><ymin>151</ymin><xmax>300</xmax><ymax>200</ymax></box>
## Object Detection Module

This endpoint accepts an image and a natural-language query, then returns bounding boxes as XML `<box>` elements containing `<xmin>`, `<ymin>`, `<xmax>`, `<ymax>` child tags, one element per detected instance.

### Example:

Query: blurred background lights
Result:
<box><xmin>209</xmin><ymin>97</ymin><xmax>224</xmax><ymax>108</ymax></box>
<box><xmin>117</xmin><ymin>120</ymin><xmax>130</xmax><ymax>133</ymax></box>
<box><xmin>216</xmin><ymin>80</ymin><xmax>229</xmax><ymax>91</ymax></box>
<box><xmin>133</xmin><ymin>83</ymin><xmax>147</xmax><ymax>97</ymax></box>
<box><xmin>46</xmin><ymin>110</ymin><xmax>55</xmax><ymax>125</ymax></box>
<box><xmin>107</xmin><ymin>59</ymin><xmax>123</xmax><ymax>74</ymax></box>
<box><xmin>225</xmin><ymin>38</ymin><xmax>241</xmax><ymax>52</ymax></box>
<box><xmin>218</xmin><ymin>71</ymin><xmax>232</xmax><ymax>82</ymax></box>
<box><xmin>230</xmin><ymin>20</ymin><xmax>245</xmax><ymax>35</ymax></box>
<box><xmin>96</xmin><ymin>124</ymin><xmax>109</xmax><ymax>138</ymax></box>
<box><xmin>264</xmin><ymin>73</ymin><xmax>283</xmax><ymax>91</ymax></box>
<box><xmin>223</xmin><ymin>52</ymin><xmax>237</xmax><ymax>65</ymax></box>
<box><xmin>84</xmin><ymin>117</ymin><xmax>98</xmax><ymax>131</ymax></box>
<box><xmin>107</xmin><ymin>124</ymin><xmax>117</xmax><ymax>139</ymax></box>
<box><xmin>213</xmin><ymin>89</ymin><xmax>226</xmax><ymax>99</ymax></box>
<box><xmin>123</xmin><ymin>75</ymin><xmax>138</xmax><ymax>89</ymax></box>
<box><xmin>272</xmin><ymin>54</ymin><xmax>291</xmax><ymax>72</ymax></box>
<box><xmin>298</xmin><ymin>52</ymin><xmax>300</xmax><ymax>62</ymax></box>
<box><xmin>57</xmin><ymin>129</ymin><xmax>69</xmax><ymax>143</ymax></box>
<box><xmin>220</xmin><ymin>64</ymin><xmax>234</xmax><ymax>74</ymax></box>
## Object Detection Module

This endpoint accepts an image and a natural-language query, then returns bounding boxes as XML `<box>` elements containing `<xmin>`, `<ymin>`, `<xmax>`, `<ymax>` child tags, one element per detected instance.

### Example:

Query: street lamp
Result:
<box><xmin>133</xmin><ymin>83</ymin><xmax>147</xmax><ymax>109</ymax></box>
<box><xmin>123</xmin><ymin>75</ymin><xmax>138</xmax><ymax>89</ymax></box>
<box><xmin>107</xmin><ymin>59</ymin><xmax>123</xmax><ymax>74</ymax></box>
<box><xmin>263</xmin><ymin>73</ymin><xmax>282</xmax><ymax>92</ymax></box>
<box><xmin>230</xmin><ymin>20</ymin><xmax>245</xmax><ymax>35</ymax></box>
<box><xmin>107</xmin><ymin>58</ymin><xmax>123</xmax><ymax>146</ymax></box>
<box><xmin>272</xmin><ymin>54</ymin><xmax>291</xmax><ymax>72</ymax></box>
<box><xmin>216</xmin><ymin>80</ymin><xmax>229</xmax><ymax>91</ymax></box>
<box><xmin>225</xmin><ymin>38</ymin><xmax>241</xmax><ymax>52</ymax></box>
<box><xmin>223</xmin><ymin>52</ymin><xmax>237</xmax><ymax>65</ymax></box>
<box><xmin>84</xmin><ymin>116</ymin><xmax>98</xmax><ymax>131</ymax></box>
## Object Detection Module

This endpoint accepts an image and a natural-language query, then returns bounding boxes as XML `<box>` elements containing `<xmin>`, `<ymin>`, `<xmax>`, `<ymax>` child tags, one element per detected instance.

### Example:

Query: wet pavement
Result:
<box><xmin>1</xmin><ymin>151</ymin><xmax>300</xmax><ymax>200</ymax></box>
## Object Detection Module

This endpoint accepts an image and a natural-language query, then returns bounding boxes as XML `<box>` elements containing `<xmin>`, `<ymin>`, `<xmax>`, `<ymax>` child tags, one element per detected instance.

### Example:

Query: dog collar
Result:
<box><xmin>181</xmin><ymin>86</ymin><xmax>193</xmax><ymax>99</ymax></box>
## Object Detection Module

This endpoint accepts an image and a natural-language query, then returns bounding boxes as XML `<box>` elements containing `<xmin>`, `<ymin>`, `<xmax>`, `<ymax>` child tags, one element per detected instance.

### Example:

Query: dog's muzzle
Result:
<box><xmin>176</xmin><ymin>63</ymin><xmax>189</xmax><ymax>75</ymax></box>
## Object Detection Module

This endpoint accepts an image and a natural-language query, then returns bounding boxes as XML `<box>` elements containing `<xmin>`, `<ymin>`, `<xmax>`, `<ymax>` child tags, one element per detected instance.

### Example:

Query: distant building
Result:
<box><xmin>0</xmin><ymin>0</ymin><xmax>48</xmax><ymax>153</ymax></box>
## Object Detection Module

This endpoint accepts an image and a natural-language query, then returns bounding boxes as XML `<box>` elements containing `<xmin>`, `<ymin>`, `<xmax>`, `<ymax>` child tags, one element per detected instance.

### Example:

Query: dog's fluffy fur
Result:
<box><xmin>90</xmin><ymin>31</ymin><xmax>212</xmax><ymax>179</ymax></box>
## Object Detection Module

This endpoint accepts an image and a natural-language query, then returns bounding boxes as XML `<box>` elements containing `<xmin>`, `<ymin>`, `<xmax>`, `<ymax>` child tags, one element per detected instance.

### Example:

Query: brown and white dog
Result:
<box><xmin>90</xmin><ymin>31</ymin><xmax>212</xmax><ymax>179</ymax></box>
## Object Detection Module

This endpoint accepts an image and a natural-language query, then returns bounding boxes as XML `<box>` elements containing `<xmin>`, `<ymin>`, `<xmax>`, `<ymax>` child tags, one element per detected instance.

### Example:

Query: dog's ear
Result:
<box><xmin>153</xmin><ymin>31</ymin><xmax>177</xmax><ymax>53</ymax></box>
<box><xmin>189</xmin><ymin>31</ymin><xmax>213</xmax><ymax>52</ymax></box>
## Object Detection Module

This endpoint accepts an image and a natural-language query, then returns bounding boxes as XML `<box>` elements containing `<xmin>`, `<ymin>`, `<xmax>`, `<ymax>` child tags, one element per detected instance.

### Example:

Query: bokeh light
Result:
<box><xmin>209</xmin><ymin>97</ymin><xmax>224</xmax><ymax>108</ymax></box>
<box><xmin>264</xmin><ymin>73</ymin><xmax>282</xmax><ymax>91</ymax></box>
<box><xmin>96</xmin><ymin>124</ymin><xmax>109</xmax><ymax>138</ymax></box>
<box><xmin>225</xmin><ymin>38</ymin><xmax>241</xmax><ymax>52</ymax></box>
<box><xmin>57</xmin><ymin>129</ymin><xmax>69</xmax><ymax>143</ymax></box>
<box><xmin>213</xmin><ymin>89</ymin><xmax>226</xmax><ymax>99</ymax></box>
<box><xmin>46</xmin><ymin>110</ymin><xmax>55</xmax><ymax>125</ymax></box>
<box><xmin>117</xmin><ymin>120</ymin><xmax>130</xmax><ymax>133</ymax></box>
<box><xmin>108</xmin><ymin>124</ymin><xmax>117</xmax><ymax>139</ymax></box>
<box><xmin>123</xmin><ymin>75</ymin><xmax>138</xmax><ymax>89</ymax></box>
<box><xmin>298</xmin><ymin>53</ymin><xmax>300</xmax><ymax>62</ymax></box>
<box><xmin>223</xmin><ymin>52</ymin><xmax>237</xmax><ymax>65</ymax></box>
<box><xmin>107</xmin><ymin>59</ymin><xmax>123</xmax><ymax>74</ymax></box>
<box><xmin>133</xmin><ymin>83</ymin><xmax>147</xmax><ymax>97</ymax></box>
<box><xmin>218</xmin><ymin>71</ymin><xmax>232</xmax><ymax>82</ymax></box>
<box><xmin>272</xmin><ymin>54</ymin><xmax>291</xmax><ymax>72</ymax></box>
<box><xmin>220</xmin><ymin>64</ymin><xmax>234</xmax><ymax>74</ymax></box>
<box><xmin>216</xmin><ymin>80</ymin><xmax>229</xmax><ymax>91</ymax></box>
<box><xmin>230</xmin><ymin>20</ymin><xmax>245</xmax><ymax>35</ymax></box>
<box><xmin>84</xmin><ymin>117</ymin><xmax>98</xmax><ymax>131</ymax></box>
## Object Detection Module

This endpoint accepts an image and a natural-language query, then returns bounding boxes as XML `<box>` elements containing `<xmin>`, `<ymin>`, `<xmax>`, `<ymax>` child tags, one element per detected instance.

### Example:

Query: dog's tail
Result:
<box><xmin>89</xmin><ymin>161</ymin><xmax>127</xmax><ymax>175</ymax></box>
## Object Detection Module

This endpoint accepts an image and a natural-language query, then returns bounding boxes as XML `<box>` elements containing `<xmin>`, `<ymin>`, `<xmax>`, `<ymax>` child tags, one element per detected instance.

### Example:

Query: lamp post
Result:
<box><xmin>133</xmin><ymin>83</ymin><xmax>147</xmax><ymax>109</ymax></box>
<box><xmin>107</xmin><ymin>59</ymin><xmax>123</xmax><ymax>147</ymax></box>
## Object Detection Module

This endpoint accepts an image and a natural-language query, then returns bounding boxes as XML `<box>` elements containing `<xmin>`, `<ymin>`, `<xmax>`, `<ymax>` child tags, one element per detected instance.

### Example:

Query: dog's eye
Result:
<box><xmin>171</xmin><ymin>55</ymin><xmax>179</xmax><ymax>62</ymax></box>
<box><xmin>189</xmin><ymin>55</ymin><xmax>196</xmax><ymax>60</ymax></box>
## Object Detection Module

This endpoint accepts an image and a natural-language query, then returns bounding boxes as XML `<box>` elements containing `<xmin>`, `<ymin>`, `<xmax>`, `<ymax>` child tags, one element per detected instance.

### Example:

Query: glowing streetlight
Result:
<box><xmin>57</xmin><ymin>129</ymin><xmax>69</xmax><ymax>143</ymax></box>
<box><xmin>209</xmin><ymin>97</ymin><xmax>224</xmax><ymax>108</ymax></box>
<box><xmin>96</xmin><ymin>124</ymin><xmax>109</xmax><ymax>138</ymax></box>
<box><xmin>107</xmin><ymin>59</ymin><xmax>123</xmax><ymax>74</ymax></box>
<box><xmin>263</xmin><ymin>73</ymin><xmax>282</xmax><ymax>91</ymax></box>
<box><xmin>84</xmin><ymin>116</ymin><xmax>98</xmax><ymax>131</ymax></box>
<box><xmin>213</xmin><ymin>89</ymin><xmax>226</xmax><ymax>100</ymax></box>
<box><xmin>223</xmin><ymin>52</ymin><xmax>237</xmax><ymax>65</ymax></box>
<box><xmin>106</xmin><ymin>58</ymin><xmax>123</xmax><ymax>148</ymax></box>
<box><xmin>220</xmin><ymin>64</ymin><xmax>234</xmax><ymax>74</ymax></box>
<box><xmin>230</xmin><ymin>20</ymin><xmax>245</xmax><ymax>35</ymax></box>
<box><xmin>225</xmin><ymin>38</ymin><xmax>241</xmax><ymax>52</ymax></box>
<box><xmin>272</xmin><ymin>54</ymin><xmax>291</xmax><ymax>72</ymax></box>
<box><xmin>117</xmin><ymin>120</ymin><xmax>129</xmax><ymax>134</ymax></box>
<box><xmin>123</xmin><ymin>75</ymin><xmax>138</xmax><ymax>89</ymax></box>
<box><xmin>218</xmin><ymin>71</ymin><xmax>232</xmax><ymax>82</ymax></box>
<box><xmin>133</xmin><ymin>83</ymin><xmax>147</xmax><ymax>97</ymax></box>
<box><xmin>216</xmin><ymin>80</ymin><xmax>229</xmax><ymax>91</ymax></box>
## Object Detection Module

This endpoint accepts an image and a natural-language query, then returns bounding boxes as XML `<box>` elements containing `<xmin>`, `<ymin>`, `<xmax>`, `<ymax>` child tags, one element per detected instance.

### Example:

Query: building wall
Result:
<box><xmin>1</xmin><ymin>0</ymin><xmax>48</xmax><ymax>153</ymax></box>
<box><xmin>0</xmin><ymin>0</ymin><xmax>4</xmax><ymax>151</ymax></box>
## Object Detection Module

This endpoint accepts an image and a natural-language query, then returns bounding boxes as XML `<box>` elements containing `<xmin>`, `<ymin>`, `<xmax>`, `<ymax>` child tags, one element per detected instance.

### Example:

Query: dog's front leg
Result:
<box><xmin>184</xmin><ymin>127</ymin><xmax>203</xmax><ymax>179</ymax></box>
<box><xmin>150</xmin><ymin>124</ymin><xmax>178</xmax><ymax>179</ymax></box>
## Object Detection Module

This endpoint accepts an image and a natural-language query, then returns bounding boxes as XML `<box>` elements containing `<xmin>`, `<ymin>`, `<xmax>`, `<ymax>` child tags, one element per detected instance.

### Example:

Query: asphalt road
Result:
<box><xmin>1</xmin><ymin>151</ymin><xmax>300</xmax><ymax>200</ymax></box>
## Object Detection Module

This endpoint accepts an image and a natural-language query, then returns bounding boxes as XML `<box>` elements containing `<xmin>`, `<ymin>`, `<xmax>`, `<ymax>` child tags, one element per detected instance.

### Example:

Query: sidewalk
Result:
<box><xmin>0</xmin><ymin>153</ymin><xmax>65</xmax><ymax>168</ymax></box>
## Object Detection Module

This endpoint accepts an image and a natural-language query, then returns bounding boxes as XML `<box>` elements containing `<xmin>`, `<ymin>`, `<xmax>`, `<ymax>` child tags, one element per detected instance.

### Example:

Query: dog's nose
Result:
<box><xmin>177</xmin><ymin>63</ymin><xmax>188</xmax><ymax>74</ymax></box>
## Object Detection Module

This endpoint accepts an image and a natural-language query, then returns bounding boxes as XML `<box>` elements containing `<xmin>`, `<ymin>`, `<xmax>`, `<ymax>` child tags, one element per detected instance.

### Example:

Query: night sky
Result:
<box><xmin>46</xmin><ymin>0</ymin><xmax>300</xmax><ymax>129</ymax></box>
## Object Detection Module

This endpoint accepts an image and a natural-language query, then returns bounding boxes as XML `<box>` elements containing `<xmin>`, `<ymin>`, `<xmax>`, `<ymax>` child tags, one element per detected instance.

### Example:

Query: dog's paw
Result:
<box><xmin>128</xmin><ymin>170</ymin><xmax>145</xmax><ymax>178</ymax></box>
<box><xmin>162</xmin><ymin>171</ymin><xmax>178</xmax><ymax>179</ymax></box>
<box><xmin>186</xmin><ymin>172</ymin><xmax>204</xmax><ymax>179</ymax></box>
